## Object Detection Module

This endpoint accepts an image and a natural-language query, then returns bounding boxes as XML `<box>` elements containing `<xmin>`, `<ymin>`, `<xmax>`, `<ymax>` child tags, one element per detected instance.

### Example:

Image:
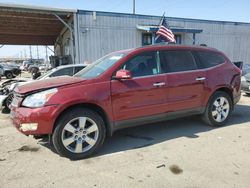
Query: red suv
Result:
<box><xmin>11</xmin><ymin>45</ymin><xmax>241</xmax><ymax>159</ymax></box>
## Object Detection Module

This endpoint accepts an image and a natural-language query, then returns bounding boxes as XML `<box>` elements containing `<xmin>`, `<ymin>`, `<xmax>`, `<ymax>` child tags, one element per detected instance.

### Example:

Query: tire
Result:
<box><xmin>202</xmin><ymin>91</ymin><xmax>233</xmax><ymax>127</ymax></box>
<box><xmin>52</xmin><ymin>108</ymin><xmax>106</xmax><ymax>160</ymax></box>
<box><xmin>246</xmin><ymin>93</ymin><xmax>250</xmax><ymax>96</ymax></box>
<box><xmin>5</xmin><ymin>72</ymin><xmax>13</xmax><ymax>79</ymax></box>
<box><xmin>5</xmin><ymin>93</ymin><xmax>14</xmax><ymax>110</ymax></box>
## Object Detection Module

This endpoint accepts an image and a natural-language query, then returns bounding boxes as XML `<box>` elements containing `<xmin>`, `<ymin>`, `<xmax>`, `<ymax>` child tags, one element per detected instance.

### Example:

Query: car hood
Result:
<box><xmin>15</xmin><ymin>76</ymin><xmax>85</xmax><ymax>94</ymax></box>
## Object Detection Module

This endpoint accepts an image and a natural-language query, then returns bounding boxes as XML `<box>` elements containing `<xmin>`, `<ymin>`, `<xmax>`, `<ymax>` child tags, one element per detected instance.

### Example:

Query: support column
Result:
<box><xmin>193</xmin><ymin>33</ymin><xmax>196</xmax><ymax>45</ymax></box>
<box><xmin>152</xmin><ymin>33</ymin><xmax>155</xmax><ymax>45</ymax></box>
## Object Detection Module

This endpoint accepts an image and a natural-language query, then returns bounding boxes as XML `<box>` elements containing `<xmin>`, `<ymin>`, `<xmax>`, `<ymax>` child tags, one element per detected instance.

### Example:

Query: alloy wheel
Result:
<box><xmin>211</xmin><ymin>97</ymin><xmax>230</xmax><ymax>122</ymax></box>
<box><xmin>61</xmin><ymin>117</ymin><xmax>99</xmax><ymax>153</ymax></box>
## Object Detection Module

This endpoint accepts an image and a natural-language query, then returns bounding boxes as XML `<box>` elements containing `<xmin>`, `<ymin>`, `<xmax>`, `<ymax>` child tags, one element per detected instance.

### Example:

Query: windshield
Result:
<box><xmin>74</xmin><ymin>52</ymin><xmax>127</xmax><ymax>79</ymax></box>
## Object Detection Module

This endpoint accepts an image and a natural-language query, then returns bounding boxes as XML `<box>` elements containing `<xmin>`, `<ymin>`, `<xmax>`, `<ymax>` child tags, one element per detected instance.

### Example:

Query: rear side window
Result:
<box><xmin>160</xmin><ymin>50</ymin><xmax>197</xmax><ymax>73</ymax></box>
<box><xmin>193</xmin><ymin>51</ymin><xmax>226</xmax><ymax>69</ymax></box>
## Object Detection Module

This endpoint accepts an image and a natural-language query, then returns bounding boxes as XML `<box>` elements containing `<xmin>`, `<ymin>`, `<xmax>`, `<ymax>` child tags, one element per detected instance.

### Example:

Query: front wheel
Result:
<box><xmin>5</xmin><ymin>72</ymin><xmax>13</xmax><ymax>79</ymax></box>
<box><xmin>5</xmin><ymin>93</ymin><xmax>14</xmax><ymax>110</ymax></box>
<box><xmin>52</xmin><ymin>108</ymin><xmax>106</xmax><ymax>160</ymax></box>
<box><xmin>202</xmin><ymin>91</ymin><xmax>233</xmax><ymax>127</ymax></box>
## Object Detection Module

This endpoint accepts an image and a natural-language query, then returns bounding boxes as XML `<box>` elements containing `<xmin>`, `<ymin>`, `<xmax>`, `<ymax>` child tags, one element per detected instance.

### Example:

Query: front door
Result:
<box><xmin>111</xmin><ymin>51</ymin><xmax>168</xmax><ymax>122</ymax></box>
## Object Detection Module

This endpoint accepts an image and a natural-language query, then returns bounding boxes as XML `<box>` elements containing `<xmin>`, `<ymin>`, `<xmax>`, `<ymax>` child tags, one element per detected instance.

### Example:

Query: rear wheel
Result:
<box><xmin>202</xmin><ymin>91</ymin><xmax>232</xmax><ymax>126</ymax></box>
<box><xmin>246</xmin><ymin>93</ymin><xmax>250</xmax><ymax>96</ymax></box>
<box><xmin>52</xmin><ymin>108</ymin><xmax>106</xmax><ymax>160</ymax></box>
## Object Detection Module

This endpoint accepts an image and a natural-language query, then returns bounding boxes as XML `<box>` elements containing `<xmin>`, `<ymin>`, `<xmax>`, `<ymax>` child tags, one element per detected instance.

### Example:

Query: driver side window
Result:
<box><xmin>122</xmin><ymin>51</ymin><xmax>159</xmax><ymax>77</ymax></box>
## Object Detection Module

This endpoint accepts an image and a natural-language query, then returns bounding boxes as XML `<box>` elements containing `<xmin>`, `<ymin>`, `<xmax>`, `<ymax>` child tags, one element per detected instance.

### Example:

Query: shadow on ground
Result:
<box><xmin>39</xmin><ymin>104</ymin><xmax>250</xmax><ymax>159</ymax></box>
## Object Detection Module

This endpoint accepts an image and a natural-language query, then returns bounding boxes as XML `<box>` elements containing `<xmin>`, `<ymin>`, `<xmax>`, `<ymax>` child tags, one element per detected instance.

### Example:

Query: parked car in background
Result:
<box><xmin>242</xmin><ymin>63</ymin><xmax>250</xmax><ymax>76</ymax></box>
<box><xmin>28</xmin><ymin>64</ymin><xmax>39</xmax><ymax>73</ymax></box>
<box><xmin>39</xmin><ymin>64</ymin><xmax>47</xmax><ymax>71</ymax></box>
<box><xmin>22</xmin><ymin>60</ymin><xmax>34</xmax><ymax>71</ymax></box>
<box><xmin>241</xmin><ymin>73</ymin><xmax>250</xmax><ymax>96</ymax></box>
<box><xmin>0</xmin><ymin>64</ymin><xmax>87</xmax><ymax>110</ymax></box>
<box><xmin>0</xmin><ymin>63</ymin><xmax>21</xmax><ymax>79</ymax></box>
<box><xmin>10</xmin><ymin>45</ymin><xmax>241</xmax><ymax>159</ymax></box>
<box><xmin>0</xmin><ymin>65</ymin><xmax>3</xmax><ymax>77</ymax></box>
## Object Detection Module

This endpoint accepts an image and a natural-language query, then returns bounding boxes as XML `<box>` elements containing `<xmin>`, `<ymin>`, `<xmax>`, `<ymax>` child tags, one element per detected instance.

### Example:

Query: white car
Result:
<box><xmin>0</xmin><ymin>64</ymin><xmax>88</xmax><ymax>110</ymax></box>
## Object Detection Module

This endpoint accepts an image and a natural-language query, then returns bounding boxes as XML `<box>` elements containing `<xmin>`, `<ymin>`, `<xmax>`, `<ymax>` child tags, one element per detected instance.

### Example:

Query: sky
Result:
<box><xmin>0</xmin><ymin>0</ymin><xmax>250</xmax><ymax>59</ymax></box>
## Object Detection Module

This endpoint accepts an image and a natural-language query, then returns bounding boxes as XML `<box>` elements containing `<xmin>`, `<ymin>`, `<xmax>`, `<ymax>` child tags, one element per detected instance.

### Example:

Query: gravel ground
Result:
<box><xmin>0</xmin><ymin>94</ymin><xmax>250</xmax><ymax>188</ymax></box>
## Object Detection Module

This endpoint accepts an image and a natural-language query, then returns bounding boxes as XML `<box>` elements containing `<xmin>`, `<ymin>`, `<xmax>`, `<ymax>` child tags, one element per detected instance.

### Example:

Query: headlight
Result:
<box><xmin>241</xmin><ymin>76</ymin><xmax>246</xmax><ymax>82</ymax></box>
<box><xmin>22</xmin><ymin>88</ymin><xmax>58</xmax><ymax>108</ymax></box>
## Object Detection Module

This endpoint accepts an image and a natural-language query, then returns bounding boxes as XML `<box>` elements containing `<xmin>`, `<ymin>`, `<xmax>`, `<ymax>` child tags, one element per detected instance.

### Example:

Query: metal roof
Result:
<box><xmin>0</xmin><ymin>3</ymin><xmax>76</xmax><ymax>45</ymax></box>
<box><xmin>0</xmin><ymin>3</ymin><xmax>77</xmax><ymax>14</ymax></box>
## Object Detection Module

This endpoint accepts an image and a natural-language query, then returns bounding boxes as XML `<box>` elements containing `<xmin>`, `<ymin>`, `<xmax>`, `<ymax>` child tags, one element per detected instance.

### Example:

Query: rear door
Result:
<box><xmin>159</xmin><ymin>50</ymin><xmax>206</xmax><ymax>112</ymax></box>
<box><xmin>111</xmin><ymin>51</ymin><xmax>168</xmax><ymax>122</ymax></box>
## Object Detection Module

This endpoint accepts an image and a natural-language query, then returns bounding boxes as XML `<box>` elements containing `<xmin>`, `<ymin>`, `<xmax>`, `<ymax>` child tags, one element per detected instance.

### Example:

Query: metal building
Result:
<box><xmin>0</xmin><ymin>4</ymin><xmax>250</xmax><ymax>65</ymax></box>
<box><xmin>74</xmin><ymin>11</ymin><xmax>250</xmax><ymax>64</ymax></box>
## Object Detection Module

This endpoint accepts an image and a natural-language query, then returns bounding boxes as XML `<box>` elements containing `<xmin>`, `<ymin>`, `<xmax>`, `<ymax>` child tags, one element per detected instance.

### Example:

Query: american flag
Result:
<box><xmin>156</xmin><ymin>17</ymin><xmax>176</xmax><ymax>43</ymax></box>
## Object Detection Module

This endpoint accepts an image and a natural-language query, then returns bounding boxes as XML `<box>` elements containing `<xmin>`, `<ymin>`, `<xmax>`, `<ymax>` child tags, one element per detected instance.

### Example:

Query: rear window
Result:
<box><xmin>159</xmin><ymin>50</ymin><xmax>197</xmax><ymax>73</ymax></box>
<box><xmin>50</xmin><ymin>67</ymin><xmax>74</xmax><ymax>77</ymax></box>
<box><xmin>74</xmin><ymin>66</ymin><xmax>85</xmax><ymax>74</ymax></box>
<box><xmin>193</xmin><ymin>51</ymin><xmax>226</xmax><ymax>69</ymax></box>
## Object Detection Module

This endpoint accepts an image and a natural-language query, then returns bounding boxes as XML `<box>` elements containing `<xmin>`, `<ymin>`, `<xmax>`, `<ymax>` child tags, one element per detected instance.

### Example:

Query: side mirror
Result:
<box><xmin>114</xmin><ymin>69</ymin><xmax>132</xmax><ymax>80</ymax></box>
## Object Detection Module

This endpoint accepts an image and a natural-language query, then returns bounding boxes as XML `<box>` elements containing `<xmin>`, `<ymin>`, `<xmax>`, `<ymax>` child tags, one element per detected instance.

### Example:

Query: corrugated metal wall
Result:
<box><xmin>76</xmin><ymin>11</ymin><xmax>250</xmax><ymax>63</ymax></box>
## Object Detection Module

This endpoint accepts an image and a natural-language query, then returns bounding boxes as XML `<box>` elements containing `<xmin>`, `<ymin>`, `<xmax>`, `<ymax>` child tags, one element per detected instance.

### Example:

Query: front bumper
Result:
<box><xmin>11</xmin><ymin>105</ymin><xmax>59</xmax><ymax>136</ymax></box>
<box><xmin>0</xmin><ymin>95</ymin><xmax>7</xmax><ymax>109</ymax></box>
<box><xmin>241</xmin><ymin>81</ymin><xmax>250</xmax><ymax>93</ymax></box>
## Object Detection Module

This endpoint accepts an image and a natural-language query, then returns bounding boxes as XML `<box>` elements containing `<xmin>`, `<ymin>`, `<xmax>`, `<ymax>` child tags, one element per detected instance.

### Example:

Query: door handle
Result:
<box><xmin>153</xmin><ymin>82</ymin><xmax>166</xmax><ymax>87</ymax></box>
<box><xmin>196</xmin><ymin>77</ymin><xmax>206</xmax><ymax>81</ymax></box>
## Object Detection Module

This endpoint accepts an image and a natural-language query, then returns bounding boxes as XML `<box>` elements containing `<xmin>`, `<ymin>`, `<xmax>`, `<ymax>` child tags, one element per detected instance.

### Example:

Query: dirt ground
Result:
<box><xmin>0</xmin><ymin>92</ymin><xmax>250</xmax><ymax>188</ymax></box>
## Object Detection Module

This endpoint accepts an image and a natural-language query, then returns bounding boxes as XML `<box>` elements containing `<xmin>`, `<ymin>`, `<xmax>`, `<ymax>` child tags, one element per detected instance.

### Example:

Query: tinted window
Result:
<box><xmin>50</xmin><ymin>67</ymin><xmax>74</xmax><ymax>77</ymax></box>
<box><xmin>74</xmin><ymin>66</ymin><xmax>85</xmax><ymax>74</ymax></box>
<box><xmin>122</xmin><ymin>51</ymin><xmax>159</xmax><ymax>77</ymax></box>
<box><xmin>160</xmin><ymin>50</ymin><xmax>197</xmax><ymax>73</ymax></box>
<box><xmin>193</xmin><ymin>51</ymin><xmax>226</xmax><ymax>68</ymax></box>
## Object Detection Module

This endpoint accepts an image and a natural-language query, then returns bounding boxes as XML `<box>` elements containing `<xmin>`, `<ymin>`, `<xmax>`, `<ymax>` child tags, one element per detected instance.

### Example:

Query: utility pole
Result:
<box><xmin>45</xmin><ymin>45</ymin><xmax>48</xmax><ymax>63</ymax></box>
<box><xmin>29</xmin><ymin>45</ymin><xmax>32</xmax><ymax>60</ymax></box>
<box><xmin>36</xmin><ymin>45</ymin><xmax>39</xmax><ymax>61</ymax></box>
<box><xmin>24</xmin><ymin>49</ymin><xmax>27</xmax><ymax>59</ymax></box>
<box><xmin>133</xmin><ymin>0</ymin><xmax>135</xmax><ymax>14</ymax></box>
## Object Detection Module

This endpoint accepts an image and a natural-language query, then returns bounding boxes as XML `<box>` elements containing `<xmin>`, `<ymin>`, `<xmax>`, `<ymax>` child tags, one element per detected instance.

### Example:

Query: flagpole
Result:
<box><xmin>158</xmin><ymin>12</ymin><xmax>165</xmax><ymax>27</ymax></box>
<box><xmin>155</xmin><ymin>12</ymin><xmax>165</xmax><ymax>41</ymax></box>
